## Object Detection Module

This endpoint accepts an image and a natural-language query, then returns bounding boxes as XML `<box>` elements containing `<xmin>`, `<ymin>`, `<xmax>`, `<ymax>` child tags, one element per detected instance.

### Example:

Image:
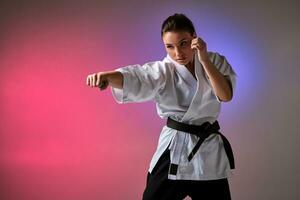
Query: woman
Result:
<box><xmin>86</xmin><ymin>13</ymin><xmax>237</xmax><ymax>200</ymax></box>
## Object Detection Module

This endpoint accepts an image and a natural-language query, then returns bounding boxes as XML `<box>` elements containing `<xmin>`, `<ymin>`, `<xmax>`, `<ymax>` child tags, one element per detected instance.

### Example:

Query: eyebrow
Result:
<box><xmin>165</xmin><ymin>38</ymin><xmax>187</xmax><ymax>46</ymax></box>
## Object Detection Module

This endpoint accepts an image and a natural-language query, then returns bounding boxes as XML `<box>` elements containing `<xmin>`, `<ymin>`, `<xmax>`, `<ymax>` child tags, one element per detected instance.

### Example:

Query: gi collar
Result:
<box><xmin>165</xmin><ymin>53</ymin><xmax>200</xmax><ymax>88</ymax></box>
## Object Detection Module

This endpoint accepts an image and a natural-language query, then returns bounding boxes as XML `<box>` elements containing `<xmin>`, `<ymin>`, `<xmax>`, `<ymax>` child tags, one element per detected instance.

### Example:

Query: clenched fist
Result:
<box><xmin>191</xmin><ymin>37</ymin><xmax>210</xmax><ymax>64</ymax></box>
<box><xmin>86</xmin><ymin>72</ymin><xmax>109</xmax><ymax>91</ymax></box>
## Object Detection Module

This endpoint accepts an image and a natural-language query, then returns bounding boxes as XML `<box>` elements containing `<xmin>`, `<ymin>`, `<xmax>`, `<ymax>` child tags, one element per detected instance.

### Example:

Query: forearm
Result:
<box><xmin>201</xmin><ymin>60</ymin><xmax>232</xmax><ymax>102</ymax></box>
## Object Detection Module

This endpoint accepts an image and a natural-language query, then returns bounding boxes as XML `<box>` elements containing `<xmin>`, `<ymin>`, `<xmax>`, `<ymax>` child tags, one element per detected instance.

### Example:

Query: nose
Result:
<box><xmin>174</xmin><ymin>47</ymin><xmax>184</xmax><ymax>58</ymax></box>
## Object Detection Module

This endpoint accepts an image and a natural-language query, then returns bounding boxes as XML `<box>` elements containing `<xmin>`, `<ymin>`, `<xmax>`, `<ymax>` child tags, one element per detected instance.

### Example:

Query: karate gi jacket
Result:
<box><xmin>110</xmin><ymin>51</ymin><xmax>237</xmax><ymax>180</ymax></box>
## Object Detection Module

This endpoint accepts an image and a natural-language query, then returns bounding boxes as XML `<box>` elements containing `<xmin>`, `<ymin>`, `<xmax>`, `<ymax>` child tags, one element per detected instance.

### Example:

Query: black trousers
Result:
<box><xmin>142</xmin><ymin>147</ymin><xmax>232</xmax><ymax>200</ymax></box>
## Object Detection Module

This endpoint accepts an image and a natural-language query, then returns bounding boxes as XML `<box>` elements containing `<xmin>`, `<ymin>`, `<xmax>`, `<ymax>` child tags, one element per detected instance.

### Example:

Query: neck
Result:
<box><xmin>185</xmin><ymin>58</ymin><xmax>195</xmax><ymax>73</ymax></box>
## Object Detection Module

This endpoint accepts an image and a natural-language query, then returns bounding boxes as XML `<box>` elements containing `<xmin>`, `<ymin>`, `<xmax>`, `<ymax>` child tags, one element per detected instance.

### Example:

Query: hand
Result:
<box><xmin>191</xmin><ymin>37</ymin><xmax>210</xmax><ymax>64</ymax></box>
<box><xmin>86</xmin><ymin>72</ymin><xmax>109</xmax><ymax>91</ymax></box>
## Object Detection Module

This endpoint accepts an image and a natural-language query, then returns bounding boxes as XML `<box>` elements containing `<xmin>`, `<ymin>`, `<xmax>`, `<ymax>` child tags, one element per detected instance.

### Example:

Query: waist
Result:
<box><xmin>166</xmin><ymin>117</ymin><xmax>220</xmax><ymax>136</ymax></box>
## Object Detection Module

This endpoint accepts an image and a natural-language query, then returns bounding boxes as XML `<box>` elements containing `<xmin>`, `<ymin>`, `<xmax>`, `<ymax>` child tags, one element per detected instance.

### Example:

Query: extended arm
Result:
<box><xmin>87</xmin><ymin>62</ymin><xmax>166</xmax><ymax>104</ymax></box>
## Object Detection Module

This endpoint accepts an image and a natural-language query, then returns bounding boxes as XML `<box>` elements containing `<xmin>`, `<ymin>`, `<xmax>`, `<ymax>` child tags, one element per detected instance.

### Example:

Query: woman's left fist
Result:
<box><xmin>191</xmin><ymin>37</ymin><xmax>209</xmax><ymax>63</ymax></box>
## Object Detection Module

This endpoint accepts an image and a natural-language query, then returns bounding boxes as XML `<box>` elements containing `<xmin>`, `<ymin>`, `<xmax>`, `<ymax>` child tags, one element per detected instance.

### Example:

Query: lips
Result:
<box><xmin>177</xmin><ymin>58</ymin><xmax>186</xmax><ymax>61</ymax></box>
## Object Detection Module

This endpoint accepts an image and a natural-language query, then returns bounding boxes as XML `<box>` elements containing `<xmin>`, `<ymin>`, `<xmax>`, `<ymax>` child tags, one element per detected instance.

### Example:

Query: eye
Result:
<box><xmin>166</xmin><ymin>46</ymin><xmax>174</xmax><ymax>49</ymax></box>
<box><xmin>180</xmin><ymin>41</ymin><xmax>187</xmax><ymax>47</ymax></box>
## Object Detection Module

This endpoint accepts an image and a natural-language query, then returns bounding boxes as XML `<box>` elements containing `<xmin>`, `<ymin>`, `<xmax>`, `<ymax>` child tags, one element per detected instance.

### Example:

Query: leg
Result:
<box><xmin>188</xmin><ymin>178</ymin><xmax>232</xmax><ymax>200</ymax></box>
<box><xmin>142</xmin><ymin>148</ymin><xmax>187</xmax><ymax>200</ymax></box>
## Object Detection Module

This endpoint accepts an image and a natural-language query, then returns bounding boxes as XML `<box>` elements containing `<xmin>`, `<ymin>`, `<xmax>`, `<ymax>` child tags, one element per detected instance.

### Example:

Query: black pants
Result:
<box><xmin>142</xmin><ymin>147</ymin><xmax>232</xmax><ymax>200</ymax></box>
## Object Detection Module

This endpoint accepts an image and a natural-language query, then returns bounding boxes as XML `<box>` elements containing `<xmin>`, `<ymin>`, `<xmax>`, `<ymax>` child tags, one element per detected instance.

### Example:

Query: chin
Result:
<box><xmin>175</xmin><ymin>59</ymin><xmax>186</xmax><ymax>63</ymax></box>
<box><xmin>178</xmin><ymin>60</ymin><xmax>191</xmax><ymax>66</ymax></box>
<box><xmin>177</xmin><ymin>61</ymin><xmax>186</xmax><ymax>65</ymax></box>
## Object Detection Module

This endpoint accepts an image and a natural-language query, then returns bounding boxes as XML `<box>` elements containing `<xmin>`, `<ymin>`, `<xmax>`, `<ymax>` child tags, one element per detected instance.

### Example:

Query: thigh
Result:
<box><xmin>188</xmin><ymin>178</ymin><xmax>232</xmax><ymax>200</ymax></box>
<box><xmin>142</xmin><ymin>148</ymin><xmax>187</xmax><ymax>200</ymax></box>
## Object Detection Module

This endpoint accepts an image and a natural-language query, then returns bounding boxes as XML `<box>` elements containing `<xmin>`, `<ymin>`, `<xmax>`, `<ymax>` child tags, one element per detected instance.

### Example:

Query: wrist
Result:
<box><xmin>105</xmin><ymin>71</ymin><xmax>123</xmax><ymax>89</ymax></box>
<box><xmin>105</xmin><ymin>71</ymin><xmax>117</xmax><ymax>81</ymax></box>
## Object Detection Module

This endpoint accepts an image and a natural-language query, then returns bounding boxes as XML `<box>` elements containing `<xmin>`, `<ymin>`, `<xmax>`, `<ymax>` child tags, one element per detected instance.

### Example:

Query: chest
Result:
<box><xmin>157</xmin><ymin>71</ymin><xmax>213</xmax><ymax>108</ymax></box>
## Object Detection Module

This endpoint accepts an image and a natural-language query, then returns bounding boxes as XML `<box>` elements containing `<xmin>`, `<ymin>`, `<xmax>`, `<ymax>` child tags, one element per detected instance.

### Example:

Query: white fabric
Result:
<box><xmin>110</xmin><ymin>51</ymin><xmax>237</xmax><ymax>180</ymax></box>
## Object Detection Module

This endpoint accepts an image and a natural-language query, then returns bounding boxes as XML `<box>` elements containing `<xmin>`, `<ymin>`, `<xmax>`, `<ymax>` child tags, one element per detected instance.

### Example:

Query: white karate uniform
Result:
<box><xmin>110</xmin><ymin>51</ymin><xmax>237</xmax><ymax>180</ymax></box>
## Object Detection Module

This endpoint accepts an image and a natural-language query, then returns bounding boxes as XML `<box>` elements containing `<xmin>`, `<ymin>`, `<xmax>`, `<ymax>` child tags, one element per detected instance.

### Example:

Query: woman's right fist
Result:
<box><xmin>86</xmin><ymin>72</ymin><xmax>109</xmax><ymax>91</ymax></box>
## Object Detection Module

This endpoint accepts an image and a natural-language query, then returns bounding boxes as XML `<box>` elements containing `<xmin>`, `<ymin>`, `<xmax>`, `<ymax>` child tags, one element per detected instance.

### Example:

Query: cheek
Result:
<box><xmin>166</xmin><ymin>49</ymin><xmax>175</xmax><ymax>57</ymax></box>
<box><xmin>183</xmin><ymin>48</ymin><xmax>194</xmax><ymax>56</ymax></box>
<box><xmin>185</xmin><ymin>49</ymin><xmax>195</xmax><ymax>60</ymax></box>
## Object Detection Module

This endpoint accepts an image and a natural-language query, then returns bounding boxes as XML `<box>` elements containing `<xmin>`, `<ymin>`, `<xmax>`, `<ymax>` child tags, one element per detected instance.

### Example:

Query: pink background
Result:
<box><xmin>1</xmin><ymin>0</ymin><xmax>299</xmax><ymax>199</ymax></box>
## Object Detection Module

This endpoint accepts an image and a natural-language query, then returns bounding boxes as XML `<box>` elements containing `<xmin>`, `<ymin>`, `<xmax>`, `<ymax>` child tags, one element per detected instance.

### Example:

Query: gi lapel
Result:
<box><xmin>166</xmin><ymin>53</ymin><xmax>206</xmax><ymax>124</ymax></box>
<box><xmin>181</xmin><ymin>53</ymin><xmax>206</xmax><ymax>124</ymax></box>
<box><xmin>165</xmin><ymin>53</ymin><xmax>207</xmax><ymax>179</ymax></box>
<box><xmin>166</xmin><ymin>54</ymin><xmax>197</xmax><ymax>90</ymax></box>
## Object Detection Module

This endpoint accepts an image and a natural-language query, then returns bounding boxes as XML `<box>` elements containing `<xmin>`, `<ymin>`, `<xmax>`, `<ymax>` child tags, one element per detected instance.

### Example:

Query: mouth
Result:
<box><xmin>176</xmin><ymin>58</ymin><xmax>186</xmax><ymax>62</ymax></box>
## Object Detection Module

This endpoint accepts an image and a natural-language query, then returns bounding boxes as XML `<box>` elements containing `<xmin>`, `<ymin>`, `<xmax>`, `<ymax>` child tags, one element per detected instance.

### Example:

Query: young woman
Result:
<box><xmin>86</xmin><ymin>13</ymin><xmax>237</xmax><ymax>200</ymax></box>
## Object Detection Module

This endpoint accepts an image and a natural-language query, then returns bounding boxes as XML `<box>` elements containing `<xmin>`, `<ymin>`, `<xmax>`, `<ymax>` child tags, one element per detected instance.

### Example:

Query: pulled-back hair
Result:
<box><xmin>161</xmin><ymin>13</ymin><xmax>196</xmax><ymax>37</ymax></box>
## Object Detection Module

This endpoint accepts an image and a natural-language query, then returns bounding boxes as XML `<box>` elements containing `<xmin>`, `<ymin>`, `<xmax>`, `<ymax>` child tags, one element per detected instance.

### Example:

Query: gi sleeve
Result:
<box><xmin>209</xmin><ymin>52</ymin><xmax>237</xmax><ymax>102</ymax></box>
<box><xmin>110</xmin><ymin>61</ymin><xmax>166</xmax><ymax>104</ymax></box>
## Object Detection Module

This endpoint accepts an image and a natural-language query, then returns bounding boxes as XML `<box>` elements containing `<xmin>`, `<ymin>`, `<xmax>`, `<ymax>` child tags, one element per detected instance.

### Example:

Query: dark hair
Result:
<box><xmin>161</xmin><ymin>13</ymin><xmax>196</xmax><ymax>37</ymax></box>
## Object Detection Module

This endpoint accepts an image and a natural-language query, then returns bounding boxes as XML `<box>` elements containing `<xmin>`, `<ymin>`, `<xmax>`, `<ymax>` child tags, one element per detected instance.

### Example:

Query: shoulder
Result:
<box><xmin>207</xmin><ymin>51</ymin><xmax>233</xmax><ymax>71</ymax></box>
<box><xmin>143</xmin><ymin>57</ymin><xmax>176</xmax><ymax>75</ymax></box>
<box><xmin>208</xmin><ymin>52</ymin><xmax>237</xmax><ymax>79</ymax></box>
<box><xmin>140</xmin><ymin>60</ymin><xmax>167</xmax><ymax>75</ymax></box>
<box><xmin>116</xmin><ymin>57</ymin><xmax>174</xmax><ymax>78</ymax></box>
<box><xmin>208</xmin><ymin>51</ymin><xmax>227</xmax><ymax>64</ymax></box>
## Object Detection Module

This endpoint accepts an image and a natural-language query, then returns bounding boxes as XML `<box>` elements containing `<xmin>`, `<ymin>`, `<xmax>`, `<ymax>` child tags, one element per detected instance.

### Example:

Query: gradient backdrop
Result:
<box><xmin>1</xmin><ymin>0</ymin><xmax>299</xmax><ymax>199</ymax></box>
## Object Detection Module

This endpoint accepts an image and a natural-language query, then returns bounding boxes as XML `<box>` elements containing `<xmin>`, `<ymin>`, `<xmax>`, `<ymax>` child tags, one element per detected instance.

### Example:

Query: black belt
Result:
<box><xmin>166</xmin><ymin>117</ymin><xmax>235</xmax><ymax>169</ymax></box>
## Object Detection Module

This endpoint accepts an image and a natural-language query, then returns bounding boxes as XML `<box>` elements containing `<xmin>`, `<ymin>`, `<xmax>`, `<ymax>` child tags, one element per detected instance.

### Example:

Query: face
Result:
<box><xmin>162</xmin><ymin>31</ymin><xmax>196</xmax><ymax>66</ymax></box>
